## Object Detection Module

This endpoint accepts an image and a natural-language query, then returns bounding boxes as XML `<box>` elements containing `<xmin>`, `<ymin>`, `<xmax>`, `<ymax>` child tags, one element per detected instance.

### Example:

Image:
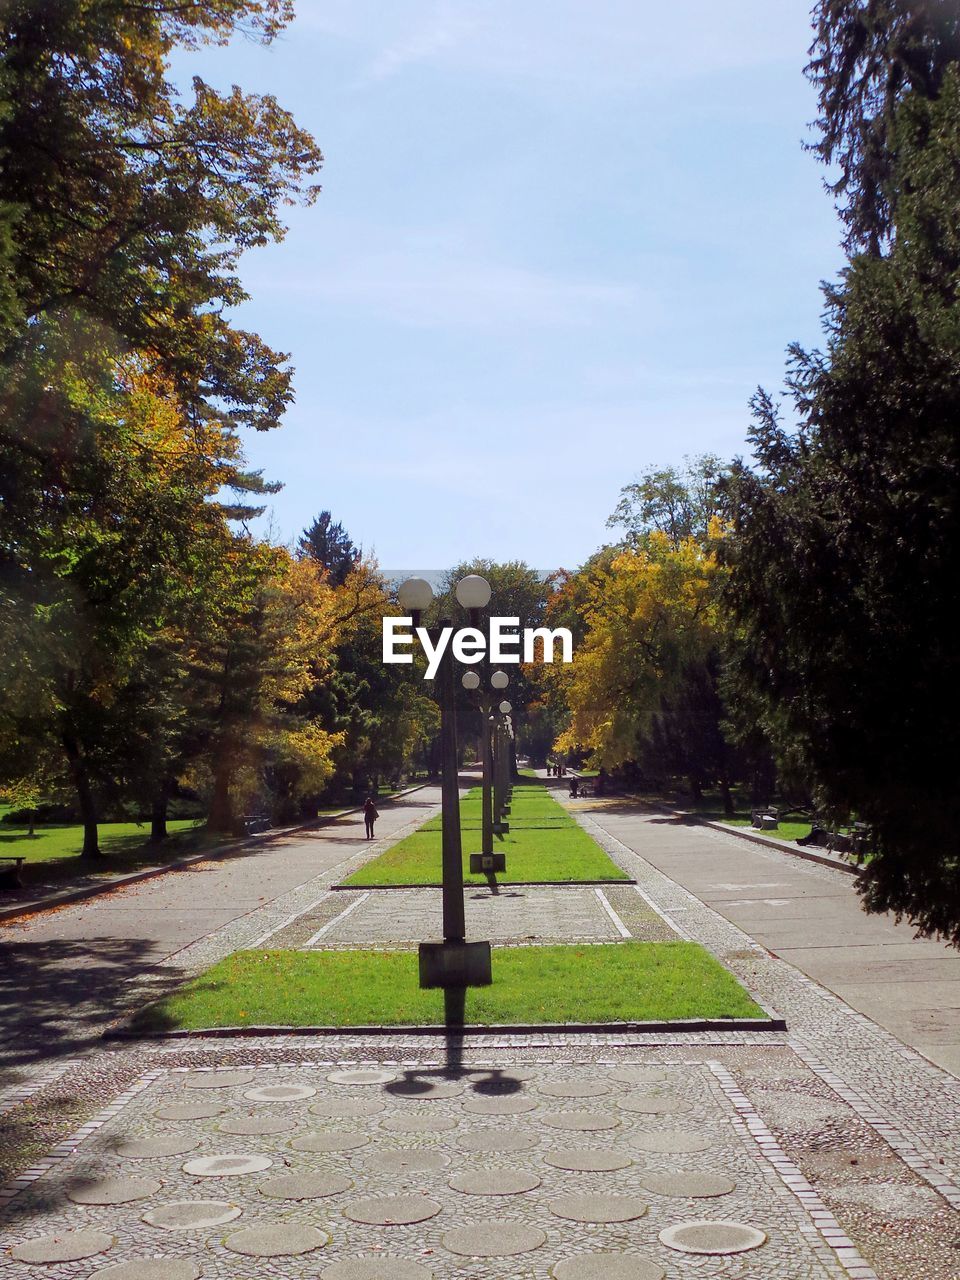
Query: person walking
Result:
<box><xmin>363</xmin><ymin>795</ymin><xmax>379</xmax><ymax>840</ymax></box>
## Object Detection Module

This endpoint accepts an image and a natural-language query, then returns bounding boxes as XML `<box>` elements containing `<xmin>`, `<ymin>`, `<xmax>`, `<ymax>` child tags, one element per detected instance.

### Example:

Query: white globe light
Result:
<box><xmin>455</xmin><ymin>574</ymin><xmax>492</xmax><ymax>609</ymax></box>
<box><xmin>397</xmin><ymin>577</ymin><xmax>434</xmax><ymax>612</ymax></box>
<box><xmin>461</xmin><ymin>670</ymin><xmax>481</xmax><ymax>690</ymax></box>
<box><xmin>490</xmin><ymin>669</ymin><xmax>509</xmax><ymax>690</ymax></box>
<box><xmin>499</xmin><ymin>700</ymin><xmax>512</xmax><ymax>714</ymax></box>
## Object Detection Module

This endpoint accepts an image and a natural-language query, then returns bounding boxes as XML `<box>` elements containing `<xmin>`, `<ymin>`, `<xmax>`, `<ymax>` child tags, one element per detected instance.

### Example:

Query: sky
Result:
<box><xmin>173</xmin><ymin>1</ymin><xmax>845</xmax><ymax>571</ymax></box>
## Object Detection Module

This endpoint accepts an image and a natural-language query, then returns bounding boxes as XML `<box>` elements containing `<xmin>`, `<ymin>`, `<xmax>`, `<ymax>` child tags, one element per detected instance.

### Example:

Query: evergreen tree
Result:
<box><xmin>726</xmin><ymin>66</ymin><xmax>960</xmax><ymax>942</ymax></box>
<box><xmin>807</xmin><ymin>0</ymin><xmax>960</xmax><ymax>253</ymax></box>
<box><xmin>298</xmin><ymin>511</ymin><xmax>361</xmax><ymax>587</ymax></box>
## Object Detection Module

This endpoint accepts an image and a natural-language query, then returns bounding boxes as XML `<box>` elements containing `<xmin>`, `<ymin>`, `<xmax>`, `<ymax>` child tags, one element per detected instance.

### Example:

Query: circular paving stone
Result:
<box><xmin>365</xmin><ymin>1150</ymin><xmax>450</xmax><ymax>1175</ymax></box>
<box><xmin>327</xmin><ymin>1069</ymin><xmax>396</xmax><ymax>1086</ymax></box>
<box><xmin>607</xmin><ymin>1067</ymin><xmax>667</xmax><ymax>1086</ymax></box>
<box><xmin>449</xmin><ymin>1169</ymin><xmax>540</xmax><ymax>1195</ymax></box>
<box><xmin>442</xmin><ymin>1222</ymin><xmax>546</xmax><ymax>1257</ymax></box>
<box><xmin>182</xmin><ymin>1153</ymin><xmax>273</xmax><ymax>1178</ymax></box>
<box><xmin>291</xmin><ymin>1132</ymin><xmax>369</xmax><ymax>1153</ymax></box>
<box><xmin>259</xmin><ymin>1171</ymin><xmax>352</xmax><ymax>1200</ymax></box>
<box><xmin>343</xmin><ymin>1194</ymin><xmax>442</xmax><ymax>1226</ymax></box>
<box><xmin>155</xmin><ymin>1102</ymin><xmax>224</xmax><ymax>1121</ymax></box>
<box><xmin>381</xmin><ymin>1112</ymin><xmax>458</xmax><ymax>1133</ymax></box>
<box><xmin>459</xmin><ymin>1127</ymin><xmax>538</xmax><ymax>1153</ymax></box>
<box><xmin>639</xmin><ymin>1171</ymin><xmax>735</xmax><ymax>1199</ymax></box>
<box><xmin>542</xmin><ymin>1110</ymin><xmax>620</xmax><ymax>1132</ymax></box>
<box><xmin>311</xmin><ymin>1097</ymin><xmax>384</xmax><ymax>1119</ymax></box>
<box><xmin>543</xmin><ymin>1148</ymin><xmax>633</xmax><ymax>1173</ymax></box>
<box><xmin>552</xmin><ymin>1254</ymin><xmax>665</xmax><ymax>1280</ymax></box>
<box><xmin>388</xmin><ymin>1079</ymin><xmax>462</xmax><ymax>1100</ymax></box>
<box><xmin>11</xmin><ymin>1229</ymin><xmax>114</xmax><ymax>1264</ymax></box>
<box><xmin>91</xmin><ymin>1264</ymin><xmax>200</xmax><ymax>1280</ymax></box>
<box><xmin>550</xmin><ymin>1194</ymin><xmax>649</xmax><ymax>1224</ymax></box>
<box><xmin>539</xmin><ymin>1080</ymin><xmax>610</xmax><ymax>1099</ymax></box>
<box><xmin>630</xmin><ymin>1130</ymin><xmax>713</xmax><ymax>1154</ymax></box>
<box><xmin>114</xmin><ymin>1137</ymin><xmax>199</xmax><ymax>1159</ymax></box>
<box><xmin>658</xmin><ymin>1221</ymin><xmax>767</xmax><ymax>1256</ymax></box>
<box><xmin>67</xmin><ymin>1176</ymin><xmax>160</xmax><ymax>1205</ymax></box>
<box><xmin>617</xmin><ymin>1092</ymin><xmax>692</xmax><ymax>1115</ymax></box>
<box><xmin>463</xmin><ymin>1094</ymin><xmax>536</xmax><ymax>1115</ymax></box>
<box><xmin>322</xmin><ymin>1258</ymin><xmax>434</xmax><ymax>1280</ymax></box>
<box><xmin>219</xmin><ymin>1114</ymin><xmax>296</xmax><ymax>1136</ymax></box>
<box><xmin>183</xmin><ymin>1070</ymin><xmax>253</xmax><ymax>1090</ymax></box>
<box><xmin>225</xmin><ymin>1224</ymin><xmax>328</xmax><ymax>1257</ymax></box>
<box><xmin>142</xmin><ymin>1201</ymin><xmax>242</xmax><ymax>1230</ymax></box>
<box><xmin>243</xmin><ymin>1083</ymin><xmax>316</xmax><ymax>1102</ymax></box>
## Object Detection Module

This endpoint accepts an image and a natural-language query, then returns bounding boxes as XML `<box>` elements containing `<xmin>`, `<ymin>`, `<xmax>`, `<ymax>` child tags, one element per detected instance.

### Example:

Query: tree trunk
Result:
<box><xmin>207</xmin><ymin>760</ymin><xmax>234</xmax><ymax>834</ymax></box>
<box><xmin>28</xmin><ymin>810</ymin><xmax>36</xmax><ymax>838</ymax></box>
<box><xmin>149</xmin><ymin>786</ymin><xmax>169</xmax><ymax>843</ymax></box>
<box><xmin>719</xmin><ymin>775</ymin><xmax>734</xmax><ymax>817</ymax></box>
<box><xmin>63</xmin><ymin>732</ymin><xmax>101</xmax><ymax>857</ymax></box>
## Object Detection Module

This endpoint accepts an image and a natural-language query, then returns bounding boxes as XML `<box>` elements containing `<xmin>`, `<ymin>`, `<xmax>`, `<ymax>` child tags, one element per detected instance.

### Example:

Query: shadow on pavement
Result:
<box><xmin>0</xmin><ymin>936</ymin><xmax>184</xmax><ymax>1068</ymax></box>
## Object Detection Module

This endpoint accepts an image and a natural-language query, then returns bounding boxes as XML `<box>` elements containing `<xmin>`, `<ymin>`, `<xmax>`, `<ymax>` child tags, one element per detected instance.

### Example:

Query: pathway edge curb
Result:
<box><xmin>103</xmin><ymin>1014</ymin><xmax>787</xmax><ymax>1040</ymax></box>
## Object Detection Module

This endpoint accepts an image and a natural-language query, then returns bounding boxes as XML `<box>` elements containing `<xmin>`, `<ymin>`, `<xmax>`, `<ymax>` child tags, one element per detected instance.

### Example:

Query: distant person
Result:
<box><xmin>570</xmin><ymin>777</ymin><xmax>579</xmax><ymax>799</ymax></box>
<box><xmin>363</xmin><ymin>795</ymin><xmax>379</xmax><ymax>839</ymax></box>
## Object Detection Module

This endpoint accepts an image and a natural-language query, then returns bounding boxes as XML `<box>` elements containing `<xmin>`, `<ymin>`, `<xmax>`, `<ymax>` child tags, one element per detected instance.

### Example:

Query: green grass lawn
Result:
<box><xmin>131</xmin><ymin>941</ymin><xmax>766</xmax><ymax>1031</ymax></box>
<box><xmin>344</xmin><ymin>778</ymin><xmax>628</xmax><ymax>886</ymax></box>
<box><xmin>0</xmin><ymin>819</ymin><xmax>208</xmax><ymax>867</ymax></box>
<box><xmin>721</xmin><ymin>816</ymin><xmax>813</xmax><ymax>842</ymax></box>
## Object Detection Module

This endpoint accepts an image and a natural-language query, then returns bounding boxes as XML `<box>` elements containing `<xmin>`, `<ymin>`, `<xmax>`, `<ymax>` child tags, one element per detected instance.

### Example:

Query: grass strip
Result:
<box><xmin>345</xmin><ymin>778</ymin><xmax>627</xmax><ymax>887</ymax></box>
<box><xmin>131</xmin><ymin>941</ymin><xmax>765</xmax><ymax>1031</ymax></box>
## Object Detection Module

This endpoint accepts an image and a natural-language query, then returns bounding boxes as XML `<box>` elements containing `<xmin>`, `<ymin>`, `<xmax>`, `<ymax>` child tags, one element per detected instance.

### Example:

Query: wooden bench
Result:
<box><xmin>0</xmin><ymin>856</ymin><xmax>26</xmax><ymax>891</ymax></box>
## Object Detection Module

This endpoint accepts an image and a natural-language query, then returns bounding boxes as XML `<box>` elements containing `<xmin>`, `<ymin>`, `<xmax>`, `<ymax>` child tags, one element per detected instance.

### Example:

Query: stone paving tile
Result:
<box><xmin>0</xmin><ymin>1057</ymin><xmax>859</xmax><ymax>1280</ymax></box>
<box><xmin>308</xmin><ymin>885</ymin><xmax>624</xmax><ymax>948</ymax></box>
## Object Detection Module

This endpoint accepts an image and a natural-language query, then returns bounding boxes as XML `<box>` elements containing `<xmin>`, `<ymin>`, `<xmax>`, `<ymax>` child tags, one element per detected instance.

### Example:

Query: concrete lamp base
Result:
<box><xmin>419</xmin><ymin>940</ymin><xmax>492</xmax><ymax>988</ymax></box>
<box><xmin>469</xmin><ymin>851</ymin><xmax>506</xmax><ymax>873</ymax></box>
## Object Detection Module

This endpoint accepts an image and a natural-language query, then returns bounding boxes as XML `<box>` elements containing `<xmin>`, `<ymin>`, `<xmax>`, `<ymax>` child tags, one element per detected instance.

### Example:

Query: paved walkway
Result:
<box><xmin>1</xmin><ymin>774</ymin><xmax>959</xmax><ymax>1279</ymax></box>
<box><xmin>567</xmin><ymin>787</ymin><xmax>960</xmax><ymax>1077</ymax></box>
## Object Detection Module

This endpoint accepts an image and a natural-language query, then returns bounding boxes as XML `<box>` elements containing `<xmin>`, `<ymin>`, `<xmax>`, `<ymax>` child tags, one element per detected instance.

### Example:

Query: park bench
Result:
<box><xmin>242</xmin><ymin>815</ymin><xmax>272</xmax><ymax>835</ymax></box>
<box><xmin>751</xmin><ymin>807</ymin><xmax>779</xmax><ymax>830</ymax></box>
<box><xmin>0</xmin><ymin>855</ymin><xmax>26</xmax><ymax>891</ymax></box>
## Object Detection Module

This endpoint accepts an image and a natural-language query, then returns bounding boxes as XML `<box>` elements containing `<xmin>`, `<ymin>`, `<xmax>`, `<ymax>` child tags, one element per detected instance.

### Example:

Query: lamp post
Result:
<box><xmin>494</xmin><ymin>700</ymin><xmax>512</xmax><ymax>829</ymax></box>
<box><xmin>463</xmin><ymin>669</ymin><xmax>509</xmax><ymax>874</ymax></box>
<box><xmin>399</xmin><ymin>576</ymin><xmax>492</xmax><ymax>990</ymax></box>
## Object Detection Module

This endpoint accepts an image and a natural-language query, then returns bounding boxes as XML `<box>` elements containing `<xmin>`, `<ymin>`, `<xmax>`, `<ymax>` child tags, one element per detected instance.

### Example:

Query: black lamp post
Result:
<box><xmin>398</xmin><ymin>576</ymin><xmax>493</xmax><ymax>990</ymax></box>
<box><xmin>463</xmin><ymin>669</ymin><xmax>509</xmax><ymax>874</ymax></box>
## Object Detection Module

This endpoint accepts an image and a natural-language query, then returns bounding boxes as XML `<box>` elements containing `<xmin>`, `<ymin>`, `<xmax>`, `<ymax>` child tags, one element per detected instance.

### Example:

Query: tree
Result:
<box><xmin>0</xmin><ymin>1</ymin><xmax>323</xmax><ymax>850</ymax></box>
<box><xmin>0</xmin><ymin>0</ymin><xmax>321</xmax><ymax>435</ymax></box>
<box><xmin>806</xmin><ymin>0</ymin><xmax>960</xmax><ymax>254</ymax></box>
<box><xmin>298</xmin><ymin>511</ymin><xmax>361</xmax><ymax>587</ymax></box>
<box><xmin>556</xmin><ymin>529</ymin><xmax>727</xmax><ymax>771</ymax></box>
<box><xmin>725</xmin><ymin>65</ymin><xmax>960</xmax><ymax>943</ymax></box>
<box><xmin>607</xmin><ymin>455</ymin><xmax>726</xmax><ymax>549</ymax></box>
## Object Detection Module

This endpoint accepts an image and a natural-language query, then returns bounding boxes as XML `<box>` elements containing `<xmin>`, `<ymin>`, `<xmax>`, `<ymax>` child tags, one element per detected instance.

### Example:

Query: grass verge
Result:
<box><xmin>130</xmin><ymin>941</ymin><xmax>765</xmax><ymax>1031</ymax></box>
<box><xmin>344</xmin><ymin>777</ymin><xmax>627</xmax><ymax>887</ymax></box>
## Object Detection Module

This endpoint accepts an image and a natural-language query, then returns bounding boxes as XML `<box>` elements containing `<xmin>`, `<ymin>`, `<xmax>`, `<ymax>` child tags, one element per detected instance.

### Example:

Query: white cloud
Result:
<box><xmin>246</xmin><ymin>240</ymin><xmax>642</xmax><ymax>330</ymax></box>
<box><xmin>294</xmin><ymin>0</ymin><xmax>811</xmax><ymax>94</ymax></box>
<box><xmin>360</xmin><ymin>2</ymin><xmax>479</xmax><ymax>83</ymax></box>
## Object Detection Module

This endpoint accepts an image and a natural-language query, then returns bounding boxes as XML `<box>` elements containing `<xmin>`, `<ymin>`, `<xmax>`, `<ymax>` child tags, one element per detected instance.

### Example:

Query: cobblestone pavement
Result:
<box><xmin>2</xmin><ymin>776</ymin><xmax>960</xmax><ymax>1278</ymax></box>
<box><xmin>0</xmin><ymin>1053</ymin><xmax>884</xmax><ymax>1280</ymax></box>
